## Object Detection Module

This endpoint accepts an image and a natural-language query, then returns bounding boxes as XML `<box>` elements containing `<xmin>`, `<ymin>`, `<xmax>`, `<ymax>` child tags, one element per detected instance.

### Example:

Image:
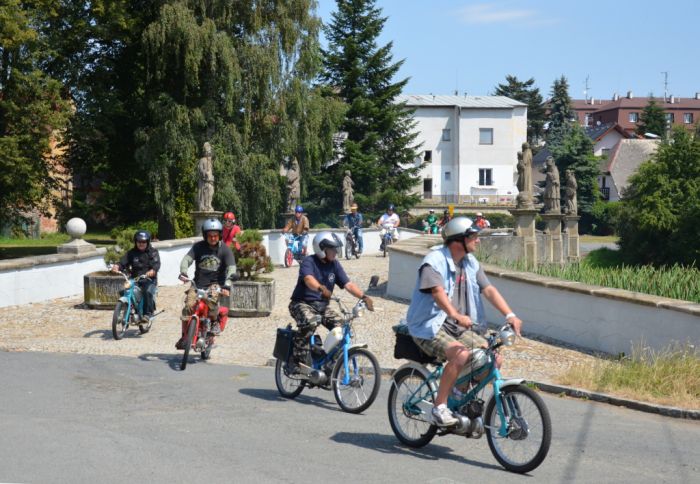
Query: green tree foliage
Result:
<box><xmin>546</xmin><ymin>75</ymin><xmax>574</xmax><ymax>149</ymax></box>
<box><xmin>636</xmin><ymin>96</ymin><xmax>667</xmax><ymax>138</ymax></box>
<box><xmin>493</xmin><ymin>75</ymin><xmax>545</xmax><ymax>145</ymax></box>
<box><xmin>0</xmin><ymin>1</ymin><xmax>71</xmax><ymax>227</ymax></box>
<box><xmin>319</xmin><ymin>0</ymin><xmax>421</xmax><ymax>213</ymax></box>
<box><xmin>617</xmin><ymin>127</ymin><xmax>700</xmax><ymax>265</ymax></box>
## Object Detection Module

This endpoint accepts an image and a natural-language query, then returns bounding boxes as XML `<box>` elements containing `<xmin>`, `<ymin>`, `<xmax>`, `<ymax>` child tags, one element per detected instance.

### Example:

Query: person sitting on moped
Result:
<box><xmin>111</xmin><ymin>230</ymin><xmax>160</xmax><ymax>321</ymax></box>
<box><xmin>176</xmin><ymin>218</ymin><xmax>237</xmax><ymax>349</ymax></box>
<box><xmin>282</xmin><ymin>205</ymin><xmax>310</xmax><ymax>255</ymax></box>
<box><xmin>222</xmin><ymin>211</ymin><xmax>242</xmax><ymax>251</ymax></box>
<box><xmin>377</xmin><ymin>203</ymin><xmax>400</xmax><ymax>249</ymax></box>
<box><xmin>343</xmin><ymin>203</ymin><xmax>364</xmax><ymax>254</ymax></box>
<box><xmin>404</xmin><ymin>217</ymin><xmax>522</xmax><ymax>427</ymax></box>
<box><xmin>289</xmin><ymin>232</ymin><xmax>374</xmax><ymax>339</ymax></box>
<box><xmin>438</xmin><ymin>209</ymin><xmax>451</xmax><ymax>228</ymax></box>
<box><xmin>423</xmin><ymin>209</ymin><xmax>439</xmax><ymax>234</ymax></box>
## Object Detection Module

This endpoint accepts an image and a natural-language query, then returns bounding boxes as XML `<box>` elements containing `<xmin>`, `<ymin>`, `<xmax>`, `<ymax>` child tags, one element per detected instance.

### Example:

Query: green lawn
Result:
<box><xmin>579</xmin><ymin>234</ymin><xmax>619</xmax><ymax>244</ymax></box>
<box><xmin>0</xmin><ymin>232</ymin><xmax>114</xmax><ymax>259</ymax></box>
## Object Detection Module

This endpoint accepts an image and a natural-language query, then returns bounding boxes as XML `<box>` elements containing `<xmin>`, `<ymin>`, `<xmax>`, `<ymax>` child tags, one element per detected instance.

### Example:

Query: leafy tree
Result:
<box><xmin>617</xmin><ymin>127</ymin><xmax>700</xmax><ymax>266</ymax></box>
<box><xmin>546</xmin><ymin>75</ymin><xmax>574</xmax><ymax>149</ymax></box>
<box><xmin>319</xmin><ymin>0</ymin><xmax>420</xmax><ymax>213</ymax></box>
<box><xmin>636</xmin><ymin>96</ymin><xmax>667</xmax><ymax>138</ymax></box>
<box><xmin>0</xmin><ymin>1</ymin><xmax>71</xmax><ymax>228</ymax></box>
<box><xmin>494</xmin><ymin>75</ymin><xmax>545</xmax><ymax>145</ymax></box>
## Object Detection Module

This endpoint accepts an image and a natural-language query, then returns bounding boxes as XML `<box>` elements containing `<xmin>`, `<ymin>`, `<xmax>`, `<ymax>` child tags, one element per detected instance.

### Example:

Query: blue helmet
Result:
<box><xmin>387</xmin><ymin>204</ymin><xmax>395</xmax><ymax>211</ymax></box>
<box><xmin>295</xmin><ymin>205</ymin><xmax>304</xmax><ymax>213</ymax></box>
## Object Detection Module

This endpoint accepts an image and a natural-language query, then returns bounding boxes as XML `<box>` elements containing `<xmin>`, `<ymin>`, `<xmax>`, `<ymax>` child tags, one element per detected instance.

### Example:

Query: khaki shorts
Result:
<box><xmin>412</xmin><ymin>324</ymin><xmax>487</xmax><ymax>362</ymax></box>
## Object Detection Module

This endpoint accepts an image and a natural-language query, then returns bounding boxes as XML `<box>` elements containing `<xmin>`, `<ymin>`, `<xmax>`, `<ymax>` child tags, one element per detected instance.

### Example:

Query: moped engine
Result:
<box><xmin>308</xmin><ymin>369</ymin><xmax>328</xmax><ymax>385</ymax></box>
<box><xmin>461</xmin><ymin>399</ymin><xmax>485</xmax><ymax>439</ymax></box>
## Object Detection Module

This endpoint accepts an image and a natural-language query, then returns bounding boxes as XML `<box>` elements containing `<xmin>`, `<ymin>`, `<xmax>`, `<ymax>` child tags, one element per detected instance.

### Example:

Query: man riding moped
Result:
<box><xmin>343</xmin><ymin>203</ymin><xmax>364</xmax><ymax>254</ymax></box>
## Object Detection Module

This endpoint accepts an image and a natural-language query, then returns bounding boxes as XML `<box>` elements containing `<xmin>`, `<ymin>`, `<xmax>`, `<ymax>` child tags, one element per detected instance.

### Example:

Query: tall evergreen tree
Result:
<box><xmin>493</xmin><ymin>75</ymin><xmax>545</xmax><ymax>145</ymax></box>
<box><xmin>636</xmin><ymin>96</ymin><xmax>667</xmax><ymax>138</ymax></box>
<box><xmin>320</xmin><ymin>0</ymin><xmax>420</xmax><ymax>213</ymax></box>
<box><xmin>546</xmin><ymin>75</ymin><xmax>574</xmax><ymax>149</ymax></box>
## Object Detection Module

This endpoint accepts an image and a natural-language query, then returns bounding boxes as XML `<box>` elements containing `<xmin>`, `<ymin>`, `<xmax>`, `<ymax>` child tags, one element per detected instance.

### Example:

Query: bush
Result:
<box><xmin>235</xmin><ymin>229</ymin><xmax>273</xmax><ymax>280</ymax></box>
<box><xmin>104</xmin><ymin>221</ymin><xmax>159</xmax><ymax>265</ymax></box>
<box><xmin>313</xmin><ymin>222</ymin><xmax>331</xmax><ymax>229</ymax></box>
<box><xmin>588</xmin><ymin>200</ymin><xmax>621</xmax><ymax>235</ymax></box>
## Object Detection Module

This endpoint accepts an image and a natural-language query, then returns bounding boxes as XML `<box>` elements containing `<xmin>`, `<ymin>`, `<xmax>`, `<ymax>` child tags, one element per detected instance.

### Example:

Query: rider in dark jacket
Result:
<box><xmin>111</xmin><ymin>230</ymin><xmax>160</xmax><ymax>319</ymax></box>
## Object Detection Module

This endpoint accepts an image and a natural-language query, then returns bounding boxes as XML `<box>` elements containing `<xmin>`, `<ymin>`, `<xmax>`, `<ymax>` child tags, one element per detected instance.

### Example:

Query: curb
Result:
<box><xmin>264</xmin><ymin>358</ymin><xmax>699</xmax><ymax>420</ymax></box>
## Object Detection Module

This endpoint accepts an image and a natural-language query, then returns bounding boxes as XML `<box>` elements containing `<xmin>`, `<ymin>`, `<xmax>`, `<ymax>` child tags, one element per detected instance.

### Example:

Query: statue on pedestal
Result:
<box><xmin>286</xmin><ymin>158</ymin><xmax>301</xmax><ymax>213</ymax></box>
<box><xmin>516</xmin><ymin>142</ymin><xmax>534</xmax><ymax>208</ymax></box>
<box><xmin>564</xmin><ymin>169</ymin><xmax>578</xmax><ymax>215</ymax></box>
<box><xmin>544</xmin><ymin>156</ymin><xmax>561</xmax><ymax>214</ymax></box>
<box><xmin>197</xmin><ymin>142</ymin><xmax>215</xmax><ymax>212</ymax></box>
<box><xmin>342</xmin><ymin>170</ymin><xmax>354</xmax><ymax>213</ymax></box>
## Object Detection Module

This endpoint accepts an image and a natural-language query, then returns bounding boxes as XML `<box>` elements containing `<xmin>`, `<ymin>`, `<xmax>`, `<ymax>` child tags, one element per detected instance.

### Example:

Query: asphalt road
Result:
<box><xmin>1</xmin><ymin>351</ymin><xmax>698</xmax><ymax>484</ymax></box>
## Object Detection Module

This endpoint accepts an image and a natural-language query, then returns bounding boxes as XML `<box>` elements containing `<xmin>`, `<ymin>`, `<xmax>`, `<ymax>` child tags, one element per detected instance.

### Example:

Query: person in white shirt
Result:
<box><xmin>377</xmin><ymin>204</ymin><xmax>400</xmax><ymax>249</ymax></box>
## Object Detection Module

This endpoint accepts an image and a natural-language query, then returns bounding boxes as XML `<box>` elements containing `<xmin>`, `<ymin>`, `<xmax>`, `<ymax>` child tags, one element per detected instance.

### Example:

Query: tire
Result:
<box><xmin>387</xmin><ymin>367</ymin><xmax>437</xmax><ymax>448</ymax></box>
<box><xmin>111</xmin><ymin>301</ymin><xmax>129</xmax><ymax>340</ymax></box>
<box><xmin>383</xmin><ymin>238</ymin><xmax>388</xmax><ymax>257</ymax></box>
<box><xmin>201</xmin><ymin>337</ymin><xmax>213</xmax><ymax>360</ymax></box>
<box><xmin>274</xmin><ymin>358</ymin><xmax>305</xmax><ymax>398</ymax></box>
<box><xmin>180</xmin><ymin>316</ymin><xmax>197</xmax><ymax>371</ymax></box>
<box><xmin>345</xmin><ymin>239</ymin><xmax>351</xmax><ymax>260</ymax></box>
<box><xmin>485</xmin><ymin>385</ymin><xmax>552</xmax><ymax>474</ymax></box>
<box><xmin>332</xmin><ymin>348</ymin><xmax>381</xmax><ymax>414</ymax></box>
<box><xmin>284</xmin><ymin>248</ymin><xmax>293</xmax><ymax>268</ymax></box>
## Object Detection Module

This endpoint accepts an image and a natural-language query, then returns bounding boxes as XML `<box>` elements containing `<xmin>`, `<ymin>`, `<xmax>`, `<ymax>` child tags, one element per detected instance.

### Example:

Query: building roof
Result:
<box><xmin>606</xmin><ymin>139</ymin><xmax>659</xmax><ymax>194</ymax></box>
<box><xmin>396</xmin><ymin>94</ymin><xmax>526</xmax><ymax>109</ymax></box>
<box><xmin>591</xmin><ymin>96</ymin><xmax>700</xmax><ymax>113</ymax></box>
<box><xmin>584</xmin><ymin>122</ymin><xmax>637</xmax><ymax>141</ymax></box>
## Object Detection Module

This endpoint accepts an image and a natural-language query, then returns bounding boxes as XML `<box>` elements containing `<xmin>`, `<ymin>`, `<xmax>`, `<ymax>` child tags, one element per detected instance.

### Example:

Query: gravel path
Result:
<box><xmin>0</xmin><ymin>255</ymin><xmax>600</xmax><ymax>382</ymax></box>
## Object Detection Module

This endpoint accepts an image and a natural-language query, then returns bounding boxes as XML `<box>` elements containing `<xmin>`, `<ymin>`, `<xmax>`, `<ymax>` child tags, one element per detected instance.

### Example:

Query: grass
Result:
<box><xmin>557</xmin><ymin>343</ymin><xmax>700</xmax><ymax>409</ymax></box>
<box><xmin>0</xmin><ymin>232</ymin><xmax>114</xmax><ymax>259</ymax></box>
<box><xmin>579</xmin><ymin>234</ymin><xmax>619</xmax><ymax>244</ymax></box>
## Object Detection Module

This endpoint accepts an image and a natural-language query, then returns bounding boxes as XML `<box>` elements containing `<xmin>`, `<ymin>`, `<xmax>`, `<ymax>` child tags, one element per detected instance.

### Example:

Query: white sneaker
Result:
<box><xmin>432</xmin><ymin>405</ymin><xmax>458</xmax><ymax>427</ymax></box>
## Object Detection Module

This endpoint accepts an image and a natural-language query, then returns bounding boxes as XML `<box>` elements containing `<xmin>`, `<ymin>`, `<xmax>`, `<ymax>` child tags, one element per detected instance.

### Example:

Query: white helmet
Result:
<box><xmin>442</xmin><ymin>216</ymin><xmax>480</xmax><ymax>243</ymax></box>
<box><xmin>201</xmin><ymin>218</ymin><xmax>223</xmax><ymax>240</ymax></box>
<box><xmin>313</xmin><ymin>231</ymin><xmax>343</xmax><ymax>259</ymax></box>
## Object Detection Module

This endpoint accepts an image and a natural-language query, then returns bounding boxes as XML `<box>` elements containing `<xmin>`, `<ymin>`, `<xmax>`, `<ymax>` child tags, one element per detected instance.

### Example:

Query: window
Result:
<box><xmin>423</xmin><ymin>178</ymin><xmax>432</xmax><ymax>198</ymax></box>
<box><xmin>479</xmin><ymin>128</ymin><xmax>493</xmax><ymax>145</ymax></box>
<box><xmin>602</xmin><ymin>148</ymin><xmax>611</xmax><ymax>158</ymax></box>
<box><xmin>444</xmin><ymin>171</ymin><xmax>451</xmax><ymax>181</ymax></box>
<box><xmin>684</xmin><ymin>113</ymin><xmax>694</xmax><ymax>124</ymax></box>
<box><xmin>479</xmin><ymin>168</ymin><xmax>493</xmax><ymax>186</ymax></box>
<box><xmin>424</xmin><ymin>150</ymin><xmax>432</xmax><ymax>162</ymax></box>
<box><xmin>665</xmin><ymin>113</ymin><xmax>675</xmax><ymax>123</ymax></box>
<box><xmin>442</xmin><ymin>129</ymin><xmax>451</xmax><ymax>141</ymax></box>
<box><xmin>628</xmin><ymin>112</ymin><xmax>639</xmax><ymax>123</ymax></box>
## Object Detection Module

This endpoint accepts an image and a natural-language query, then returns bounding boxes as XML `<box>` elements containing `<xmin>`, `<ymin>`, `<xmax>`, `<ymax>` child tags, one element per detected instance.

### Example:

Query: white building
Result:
<box><xmin>397</xmin><ymin>94</ymin><xmax>527</xmax><ymax>204</ymax></box>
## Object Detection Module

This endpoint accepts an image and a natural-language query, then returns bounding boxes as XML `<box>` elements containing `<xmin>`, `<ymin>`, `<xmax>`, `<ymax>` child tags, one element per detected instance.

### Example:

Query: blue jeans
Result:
<box><xmin>138</xmin><ymin>279</ymin><xmax>158</xmax><ymax>315</ymax></box>
<box><xmin>353</xmin><ymin>227</ymin><xmax>364</xmax><ymax>253</ymax></box>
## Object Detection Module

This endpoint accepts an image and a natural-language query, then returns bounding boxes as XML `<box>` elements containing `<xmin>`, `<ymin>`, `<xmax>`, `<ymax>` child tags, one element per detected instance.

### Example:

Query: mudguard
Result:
<box><xmin>392</xmin><ymin>362</ymin><xmax>439</xmax><ymax>394</ymax></box>
<box><xmin>499</xmin><ymin>378</ymin><xmax>526</xmax><ymax>389</ymax></box>
<box><xmin>347</xmin><ymin>343</ymin><xmax>368</xmax><ymax>351</ymax></box>
<box><xmin>118</xmin><ymin>296</ymin><xmax>129</xmax><ymax>304</ymax></box>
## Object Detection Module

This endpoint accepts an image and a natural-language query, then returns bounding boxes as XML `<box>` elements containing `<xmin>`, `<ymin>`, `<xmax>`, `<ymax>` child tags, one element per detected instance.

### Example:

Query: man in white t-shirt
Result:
<box><xmin>377</xmin><ymin>204</ymin><xmax>400</xmax><ymax>249</ymax></box>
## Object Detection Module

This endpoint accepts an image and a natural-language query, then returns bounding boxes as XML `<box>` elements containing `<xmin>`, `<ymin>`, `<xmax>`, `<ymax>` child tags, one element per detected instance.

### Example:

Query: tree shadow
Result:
<box><xmin>138</xmin><ymin>352</ymin><xmax>190</xmax><ymax>371</ymax></box>
<box><xmin>329</xmin><ymin>431</ymin><xmax>504</xmax><ymax>471</ymax></box>
<box><xmin>238</xmin><ymin>387</ymin><xmax>341</xmax><ymax>413</ymax></box>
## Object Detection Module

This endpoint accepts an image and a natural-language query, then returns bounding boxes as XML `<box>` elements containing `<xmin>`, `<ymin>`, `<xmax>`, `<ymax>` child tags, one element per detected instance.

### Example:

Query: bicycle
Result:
<box><xmin>178</xmin><ymin>278</ymin><xmax>222</xmax><ymax>371</ymax></box>
<box><xmin>387</xmin><ymin>323</ymin><xmax>551</xmax><ymax>474</ymax></box>
<box><xmin>112</xmin><ymin>272</ymin><xmax>160</xmax><ymax>340</ymax></box>
<box><xmin>273</xmin><ymin>296</ymin><xmax>380</xmax><ymax>413</ymax></box>
<box><xmin>284</xmin><ymin>233</ymin><xmax>307</xmax><ymax>267</ymax></box>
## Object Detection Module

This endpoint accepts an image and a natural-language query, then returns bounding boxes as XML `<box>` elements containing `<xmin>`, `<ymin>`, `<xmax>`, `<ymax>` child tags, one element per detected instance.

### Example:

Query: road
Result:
<box><xmin>1</xmin><ymin>351</ymin><xmax>698</xmax><ymax>483</ymax></box>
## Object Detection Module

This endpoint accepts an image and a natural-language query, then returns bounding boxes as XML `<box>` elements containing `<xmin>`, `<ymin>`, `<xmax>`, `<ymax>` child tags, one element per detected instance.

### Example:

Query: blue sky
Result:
<box><xmin>316</xmin><ymin>0</ymin><xmax>700</xmax><ymax>100</ymax></box>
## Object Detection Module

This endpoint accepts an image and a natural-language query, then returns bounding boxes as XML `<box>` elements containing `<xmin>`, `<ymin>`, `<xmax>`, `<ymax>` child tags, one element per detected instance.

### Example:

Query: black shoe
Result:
<box><xmin>175</xmin><ymin>338</ymin><xmax>186</xmax><ymax>350</ymax></box>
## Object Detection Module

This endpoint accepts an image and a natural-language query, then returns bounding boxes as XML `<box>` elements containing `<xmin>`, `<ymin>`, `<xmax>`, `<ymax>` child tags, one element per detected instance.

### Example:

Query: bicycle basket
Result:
<box><xmin>273</xmin><ymin>327</ymin><xmax>294</xmax><ymax>361</ymax></box>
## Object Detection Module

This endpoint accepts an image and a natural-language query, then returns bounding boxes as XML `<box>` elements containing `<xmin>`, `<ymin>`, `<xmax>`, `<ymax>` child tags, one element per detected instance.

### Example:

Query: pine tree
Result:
<box><xmin>494</xmin><ymin>75</ymin><xmax>545</xmax><ymax>145</ymax></box>
<box><xmin>319</xmin><ymin>0</ymin><xmax>420</xmax><ymax>214</ymax></box>
<box><xmin>636</xmin><ymin>97</ymin><xmax>667</xmax><ymax>138</ymax></box>
<box><xmin>546</xmin><ymin>75</ymin><xmax>574</xmax><ymax>149</ymax></box>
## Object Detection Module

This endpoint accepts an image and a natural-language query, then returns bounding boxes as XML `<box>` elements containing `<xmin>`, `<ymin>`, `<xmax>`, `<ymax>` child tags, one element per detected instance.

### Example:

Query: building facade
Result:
<box><xmin>397</xmin><ymin>94</ymin><xmax>527</xmax><ymax>204</ymax></box>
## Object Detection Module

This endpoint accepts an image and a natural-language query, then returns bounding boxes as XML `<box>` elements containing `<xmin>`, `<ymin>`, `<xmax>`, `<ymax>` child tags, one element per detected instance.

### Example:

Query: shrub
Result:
<box><xmin>589</xmin><ymin>200</ymin><xmax>621</xmax><ymax>235</ymax></box>
<box><xmin>104</xmin><ymin>221</ymin><xmax>158</xmax><ymax>265</ymax></box>
<box><xmin>235</xmin><ymin>229</ymin><xmax>273</xmax><ymax>280</ymax></box>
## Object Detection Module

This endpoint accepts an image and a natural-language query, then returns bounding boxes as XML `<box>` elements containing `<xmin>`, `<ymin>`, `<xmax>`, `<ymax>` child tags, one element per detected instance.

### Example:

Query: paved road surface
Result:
<box><xmin>1</xmin><ymin>351</ymin><xmax>698</xmax><ymax>483</ymax></box>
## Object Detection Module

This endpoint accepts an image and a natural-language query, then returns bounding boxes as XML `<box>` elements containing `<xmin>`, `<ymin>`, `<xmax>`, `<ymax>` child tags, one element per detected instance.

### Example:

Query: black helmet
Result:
<box><xmin>443</xmin><ymin>209</ymin><xmax>449</xmax><ymax>215</ymax></box>
<box><xmin>134</xmin><ymin>230</ymin><xmax>151</xmax><ymax>244</ymax></box>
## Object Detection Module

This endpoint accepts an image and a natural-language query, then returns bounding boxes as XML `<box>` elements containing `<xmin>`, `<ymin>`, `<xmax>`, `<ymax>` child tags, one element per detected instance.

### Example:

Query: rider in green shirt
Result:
<box><xmin>423</xmin><ymin>209</ymin><xmax>439</xmax><ymax>234</ymax></box>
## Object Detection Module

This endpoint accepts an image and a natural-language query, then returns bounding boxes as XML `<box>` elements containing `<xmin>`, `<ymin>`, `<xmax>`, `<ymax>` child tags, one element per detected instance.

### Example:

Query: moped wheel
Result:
<box><xmin>387</xmin><ymin>367</ymin><xmax>437</xmax><ymax>448</ymax></box>
<box><xmin>485</xmin><ymin>384</ymin><xmax>551</xmax><ymax>474</ymax></box>
<box><xmin>284</xmin><ymin>248</ymin><xmax>293</xmax><ymax>268</ymax></box>
<box><xmin>201</xmin><ymin>336</ymin><xmax>213</xmax><ymax>360</ymax></box>
<box><xmin>331</xmin><ymin>348</ymin><xmax>381</xmax><ymax>414</ymax></box>
<box><xmin>180</xmin><ymin>316</ymin><xmax>197</xmax><ymax>371</ymax></box>
<box><xmin>345</xmin><ymin>240</ymin><xmax>351</xmax><ymax>260</ymax></box>
<box><xmin>383</xmin><ymin>239</ymin><xmax>388</xmax><ymax>257</ymax></box>
<box><xmin>274</xmin><ymin>358</ymin><xmax>305</xmax><ymax>398</ymax></box>
<box><xmin>111</xmin><ymin>301</ymin><xmax>129</xmax><ymax>340</ymax></box>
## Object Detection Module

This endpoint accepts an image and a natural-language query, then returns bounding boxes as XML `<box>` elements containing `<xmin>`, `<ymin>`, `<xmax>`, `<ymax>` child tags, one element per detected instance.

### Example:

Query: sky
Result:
<box><xmin>316</xmin><ymin>0</ymin><xmax>700</xmax><ymax>101</ymax></box>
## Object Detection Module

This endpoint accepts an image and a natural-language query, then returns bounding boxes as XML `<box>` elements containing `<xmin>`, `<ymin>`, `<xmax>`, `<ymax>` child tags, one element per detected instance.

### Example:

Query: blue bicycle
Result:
<box><xmin>388</xmin><ymin>324</ymin><xmax>551</xmax><ymax>474</ymax></box>
<box><xmin>284</xmin><ymin>233</ymin><xmax>306</xmax><ymax>267</ymax></box>
<box><xmin>111</xmin><ymin>272</ymin><xmax>158</xmax><ymax>340</ymax></box>
<box><xmin>273</xmin><ymin>297</ymin><xmax>381</xmax><ymax>413</ymax></box>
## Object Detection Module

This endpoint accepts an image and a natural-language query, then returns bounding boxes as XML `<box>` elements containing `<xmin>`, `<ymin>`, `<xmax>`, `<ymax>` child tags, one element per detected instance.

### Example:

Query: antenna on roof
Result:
<box><xmin>662</xmin><ymin>71</ymin><xmax>669</xmax><ymax>102</ymax></box>
<box><xmin>584</xmin><ymin>75</ymin><xmax>590</xmax><ymax>102</ymax></box>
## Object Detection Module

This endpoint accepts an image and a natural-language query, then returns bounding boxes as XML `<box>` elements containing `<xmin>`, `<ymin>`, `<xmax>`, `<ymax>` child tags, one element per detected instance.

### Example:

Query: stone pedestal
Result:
<box><xmin>509</xmin><ymin>208</ymin><xmax>539</xmax><ymax>267</ymax></box>
<box><xmin>191</xmin><ymin>211</ymin><xmax>223</xmax><ymax>236</ymax></box>
<box><xmin>564</xmin><ymin>215</ymin><xmax>581</xmax><ymax>261</ymax></box>
<box><xmin>541</xmin><ymin>213</ymin><xmax>564</xmax><ymax>264</ymax></box>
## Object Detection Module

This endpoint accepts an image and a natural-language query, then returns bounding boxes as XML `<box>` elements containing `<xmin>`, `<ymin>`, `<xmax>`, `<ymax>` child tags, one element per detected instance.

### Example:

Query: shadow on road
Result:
<box><xmin>238</xmin><ymin>387</ymin><xmax>341</xmax><ymax>413</ymax></box>
<box><xmin>83</xmin><ymin>329</ymin><xmax>114</xmax><ymax>340</ymax></box>
<box><xmin>138</xmin><ymin>352</ymin><xmax>190</xmax><ymax>371</ymax></box>
<box><xmin>330</xmin><ymin>431</ymin><xmax>503</xmax><ymax>471</ymax></box>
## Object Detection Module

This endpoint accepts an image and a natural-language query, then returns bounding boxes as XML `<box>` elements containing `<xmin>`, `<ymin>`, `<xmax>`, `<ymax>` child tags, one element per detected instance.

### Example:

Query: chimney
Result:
<box><xmin>670</xmin><ymin>95</ymin><xmax>675</xmax><ymax>104</ymax></box>
<box><xmin>591</xmin><ymin>97</ymin><xmax>595</xmax><ymax>105</ymax></box>
<box><xmin>612</xmin><ymin>92</ymin><xmax>619</xmax><ymax>101</ymax></box>
<box><xmin>695</xmin><ymin>92</ymin><xmax>700</xmax><ymax>100</ymax></box>
<box><xmin>626</xmin><ymin>91</ymin><xmax>633</xmax><ymax>99</ymax></box>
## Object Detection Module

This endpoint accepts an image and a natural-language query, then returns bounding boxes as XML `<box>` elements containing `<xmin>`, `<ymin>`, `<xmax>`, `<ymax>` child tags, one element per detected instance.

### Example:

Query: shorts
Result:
<box><xmin>412</xmin><ymin>324</ymin><xmax>487</xmax><ymax>362</ymax></box>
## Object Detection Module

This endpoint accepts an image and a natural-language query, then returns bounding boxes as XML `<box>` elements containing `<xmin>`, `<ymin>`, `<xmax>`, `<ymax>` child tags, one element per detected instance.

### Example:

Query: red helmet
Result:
<box><xmin>223</xmin><ymin>212</ymin><xmax>236</xmax><ymax>222</ymax></box>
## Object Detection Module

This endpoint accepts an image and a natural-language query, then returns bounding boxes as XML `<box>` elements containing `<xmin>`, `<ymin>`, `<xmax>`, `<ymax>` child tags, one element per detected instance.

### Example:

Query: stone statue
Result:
<box><xmin>516</xmin><ymin>142</ymin><xmax>534</xmax><ymax>208</ymax></box>
<box><xmin>544</xmin><ymin>156</ymin><xmax>561</xmax><ymax>214</ymax></box>
<box><xmin>342</xmin><ymin>170</ymin><xmax>354</xmax><ymax>213</ymax></box>
<box><xmin>286</xmin><ymin>158</ymin><xmax>301</xmax><ymax>212</ymax></box>
<box><xmin>564</xmin><ymin>169</ymin><xmax>578</xmax><ymax>215</ymax></box>
<box><xmin>197</xmin><ymin>142</ymin><xmax>215</xmax><ymax>212</ymax></box>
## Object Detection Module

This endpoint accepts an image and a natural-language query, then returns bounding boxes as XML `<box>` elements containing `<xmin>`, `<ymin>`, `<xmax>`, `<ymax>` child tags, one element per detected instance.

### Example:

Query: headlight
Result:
<box><xmin>123</xmin><ymin>281</ymin><xmax>131</xmax><ymax>289</ymax></box>
<box><xmin>499</xmin><ymin>326</ymin><xmax>516</xmax><ymax>346</ymax></box>
<box><xmin>353</xmin><ymin>304</ymin><xmax>365</xmax><ymax>318</ymax></box>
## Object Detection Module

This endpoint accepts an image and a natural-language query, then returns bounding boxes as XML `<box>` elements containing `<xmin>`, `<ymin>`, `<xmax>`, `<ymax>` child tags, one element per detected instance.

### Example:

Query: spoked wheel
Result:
<box><xmin>111</xmin><ymin>301</ymin><xmax>129</xmax><ymax>340</ymax></box>
<box><xmin>387</xmin><ymin>367</ymin><xmax>437</xmax><ymax>448</ymax></box>
<box><xmin>274</xmin><ymin>358</ymin><xmax>305</xmax><ymax>398</ymax></box>
<box><xmin>345</xmin><ymin>239</ymin><xmax>352</xmax><ymax>260</ymax></box>
<box><xmin>485</xmin><ymin>385</ymin><xmax>552</xmax><ymax>474</ymax></box>
<box><xmin>383</xmin><ymin>239</ymin><xmax>388</xmax><ymax>257</ymax></box>
<box><xmin>331</xmin><ymin>348</ymin><xmax>381</xmax><ymax>413</ymax></box>
<box><xmin>284</xmin><ymin>248</ymin><xmax>294</xmax><ymax>267</ymax></box>
<box><xmin>201</xmin><ymin>336</ymin><xmax>214</xmax><ymax>360</ymax></box>
<box><xmin>180</xmin><ymin>316</ymin><xmax>197</xmax><ymax>371</ymax></box>
<box><xmin>355</xmin><ymin>243</ymin><xmax>360</xmax><ymax>259</ymax></box>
